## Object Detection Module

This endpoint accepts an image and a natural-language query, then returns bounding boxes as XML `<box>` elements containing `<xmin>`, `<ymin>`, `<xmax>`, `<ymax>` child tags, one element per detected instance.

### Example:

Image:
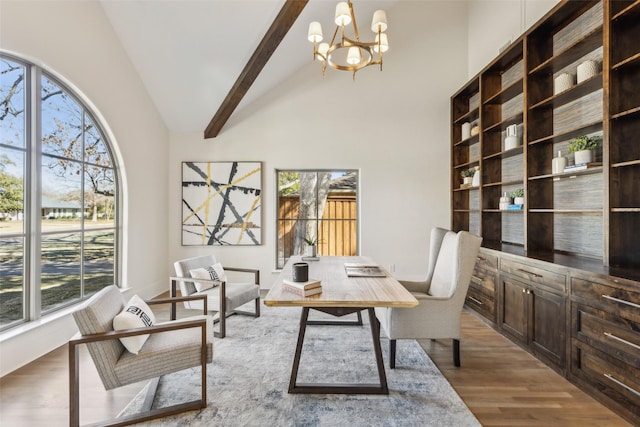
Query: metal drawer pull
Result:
<box><xmin>603</xmin><ymin>332</ymin><xmax>640</xmax><ymax>351</ymax></box>
<box><xmin>604</xmin><ymin>373</ymin><xmax>640</xmax><ymax>398</ymax></box>
<box><xmin>601</xmin><ymin>295</ymin><xmax>640</xmax><ymax>309</ymax></box>
<box><xmin>468</xmin><ymin>296</ymin><xmax>483</xmax><ymax>305</ymax></box>
<box><xmin>516</xmin><ymin>268</ymin><xmax>543</xmax><ymax>278</ymax></box>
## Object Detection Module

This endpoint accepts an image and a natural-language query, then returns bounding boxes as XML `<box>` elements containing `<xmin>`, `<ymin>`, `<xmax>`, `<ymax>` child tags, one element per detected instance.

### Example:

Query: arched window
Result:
<box><xmin>0</xmin><ymin>53</ymin><xmax>120</xmax><ymax>331</ymax></box>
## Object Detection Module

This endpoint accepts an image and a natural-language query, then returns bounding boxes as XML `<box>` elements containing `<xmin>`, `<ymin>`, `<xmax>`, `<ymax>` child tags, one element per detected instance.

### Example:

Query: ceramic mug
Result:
<box><xmin>292</xmin><ymin>262</ymin><xmax>309</xmax><ymax>282</ymax></box>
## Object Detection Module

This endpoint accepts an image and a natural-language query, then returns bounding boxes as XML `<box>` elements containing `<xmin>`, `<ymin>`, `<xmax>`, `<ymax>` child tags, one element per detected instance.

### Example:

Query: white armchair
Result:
<box><xmin>375</xmin><ymin>228</ymin><xmax>482</xmax><ymax>368</ymax></box>
<box><xmin>173</xmin><ymin>255</ymin><xmax>260</xmax><ymax>338</ymax></box>
<box><xmin>69</xmin><ymin>285</ymin><xmax>213</xmax><ymax>426</ymax></box>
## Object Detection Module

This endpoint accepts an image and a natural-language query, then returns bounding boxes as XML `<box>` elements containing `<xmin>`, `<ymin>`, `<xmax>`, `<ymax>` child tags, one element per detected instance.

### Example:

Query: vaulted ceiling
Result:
<box><xmin>100</xmin><ymin>0</ymin><xmax>399</xmax><ymax>136</ymax></box>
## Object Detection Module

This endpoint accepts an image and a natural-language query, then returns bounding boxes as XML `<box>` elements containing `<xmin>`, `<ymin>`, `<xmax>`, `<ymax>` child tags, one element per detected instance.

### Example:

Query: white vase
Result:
<box><xmin>554</xmin><ymin>73</ymin><xmax>574</xmax><ymax>94</ymax></box>
<box><xmin>574</xmin><ymin>150</ymin><xmax>594</xmax><ymax>165</ymax></box>
<box><xmin>305</xmin><ymin>244</ymin><xmax>317</xmax><ymax>257</ymax></box>
<box><xmin>504</xmin><ymin>124</ymin><xmax>520</xmax><ymax>150</ymax></box>
<box><xmin>552</xmin><ymin>151</ymin><xmax>567</xmax><ymax>174</ymax></box>
<box><xmin>472</xmin><ymin>169</ymin><xmax>481</xmax><ymax>187</ymax></box>
<box><xmin>463</xmin><ymin>177</ymin><xmax>473</xmax><ymax>185</ymax></box>
<box><xmin>514</xmin><ymin>197</ymin><xmax>524</xmax><ymax>206</ymax></box>
<box><xmin>461</xmin><ymin>122</ymin><xmax>471</xmax><ymax>140</ymax></box>
<box><xmin>577</xmin><ymin>60</ymin><xmax>598</xmax><ymax>84</ymax></box>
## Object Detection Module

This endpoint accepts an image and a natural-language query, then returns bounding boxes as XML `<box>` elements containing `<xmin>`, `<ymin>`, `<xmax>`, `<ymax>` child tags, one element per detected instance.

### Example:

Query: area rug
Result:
<box><xmin>121</xmin><ymin>304</ymin><xmax>480</xmax><ymax>426</ymax></box>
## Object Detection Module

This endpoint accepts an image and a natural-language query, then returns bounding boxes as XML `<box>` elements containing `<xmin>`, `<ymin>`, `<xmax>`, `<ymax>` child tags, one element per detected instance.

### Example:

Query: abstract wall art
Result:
<box><xmin>182</xmin><ymin>161</ymin><xmax>262</xmax><ymax>245</ymax></box>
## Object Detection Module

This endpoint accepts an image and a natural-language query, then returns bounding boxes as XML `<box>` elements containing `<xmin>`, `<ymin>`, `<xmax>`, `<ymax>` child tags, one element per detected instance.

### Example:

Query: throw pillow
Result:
<box><xmin>113</xmin><ymin>294</ymin><xmax>156</xmax><ymax>354</ymax></box>
<box><xmin>189</xmin><ymin>263</ymin><xmax>226</xmax><ymax>292</ymax></box>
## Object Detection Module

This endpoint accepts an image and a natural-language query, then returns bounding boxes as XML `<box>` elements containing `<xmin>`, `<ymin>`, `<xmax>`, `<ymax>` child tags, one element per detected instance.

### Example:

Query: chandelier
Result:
<box><xmin>307</xmin><ymin>1</ymin><xmax>389</xmax><ymax>80</ymax></box>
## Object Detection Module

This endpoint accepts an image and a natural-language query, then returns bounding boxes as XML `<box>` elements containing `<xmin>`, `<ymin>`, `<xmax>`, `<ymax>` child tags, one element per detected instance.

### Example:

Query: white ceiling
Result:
<box><xmin>100</xmin><ymin>0</ymin><xmax>399</xmax><ymax>134</ymax></box>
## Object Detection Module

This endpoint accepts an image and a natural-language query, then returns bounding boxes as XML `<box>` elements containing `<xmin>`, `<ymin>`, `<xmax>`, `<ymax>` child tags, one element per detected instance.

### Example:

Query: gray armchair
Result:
<box><xmin>69</xmin><ymin>285</ymin><xmax>213</xmax><ymax>427</ymax></box>
<box><xmin>375</xmin><ymin>228</ymin><xmax>482</xmax><ymax>368</ymax></box>
<box><xmin>173</xmin><ymin>255</ymin><xmax>260</xmax><ymax>338</ymax></box>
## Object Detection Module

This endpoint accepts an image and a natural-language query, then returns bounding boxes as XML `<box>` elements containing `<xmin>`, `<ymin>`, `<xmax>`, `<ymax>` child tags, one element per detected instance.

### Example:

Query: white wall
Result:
<box><xmin>467</xmin><ymin>0</ymin><xmax>560</xmax><ymax>78</ymax></box>
<box><xmin>168</xmin><ymin>1</ymin><xmax>469</xmax><ymax>287</ymax></box>
<box><xmin>0</xmin><ymin>1</ymin><xmax>169</xmax><ymax>376</ymax></box>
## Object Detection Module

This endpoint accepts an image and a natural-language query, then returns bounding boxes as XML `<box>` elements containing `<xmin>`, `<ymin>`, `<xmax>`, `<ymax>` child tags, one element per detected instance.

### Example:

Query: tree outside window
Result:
<box><xmin>276</xmin><ymin>170</ymin><xmax>358</xmax><ymax>269</ymax></box>
<box><xmin>0</xmin><ymin>54</ymin><xmax>119</xmax><ymax>330</ymax></box>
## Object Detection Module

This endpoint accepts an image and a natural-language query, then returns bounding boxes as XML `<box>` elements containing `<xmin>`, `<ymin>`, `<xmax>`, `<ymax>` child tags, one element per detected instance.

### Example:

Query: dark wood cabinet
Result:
<box><xmin>466</xmin><ymin>250</ymin><xmax>498</xmax><ymax>322</ymax></box>
<box><xmin>499</xmin><ymin>275</ymin><xmax>527</xmax><ymax>342</ymax></box>
<box><xmin>454</xmin><ymin>1</ymin><xmax>640</xmax><ymax>422</ymax></box>
<box><xmin>499</xmin><ymin>263</ymin><xmax>567</xmax><ymax>371</ymax></box>
<box><xmin>570</xmin><ymin>275</ymin><xmax>640</xmax><ymax>424</ymax></box>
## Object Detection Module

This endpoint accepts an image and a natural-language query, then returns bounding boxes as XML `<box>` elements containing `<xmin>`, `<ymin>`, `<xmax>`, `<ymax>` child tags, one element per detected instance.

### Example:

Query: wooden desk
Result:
<box><xmin>264</xmin><ymin>256</ymin><xmax>418</xmax><ymax>394</ymax></box>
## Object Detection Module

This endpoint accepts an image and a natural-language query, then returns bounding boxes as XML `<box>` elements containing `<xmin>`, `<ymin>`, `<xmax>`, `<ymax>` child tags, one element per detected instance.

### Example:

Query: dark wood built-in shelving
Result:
<box><xmin>450</xmin><ymin>1</ymin><xmax>640</xmax><ymax>424</ymax></box>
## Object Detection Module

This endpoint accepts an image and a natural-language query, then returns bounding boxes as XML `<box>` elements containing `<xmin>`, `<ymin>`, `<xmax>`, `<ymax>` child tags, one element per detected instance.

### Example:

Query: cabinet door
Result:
<box><xmin>530</xmin><ymin>286</ymin><xmax>566</xmax><ymax>369</ymax></box>
<box><xmin>500</xmin><ymin>275</ymin><xmax>527</xmax><ymax>344</ymax></box>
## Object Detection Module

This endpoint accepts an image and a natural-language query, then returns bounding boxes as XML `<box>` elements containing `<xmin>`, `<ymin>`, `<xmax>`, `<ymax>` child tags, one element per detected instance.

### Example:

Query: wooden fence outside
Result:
<box><xmin>278</xmin><ymin>195</ymin><xmax>357</xmax><ymax>264</ymax></box>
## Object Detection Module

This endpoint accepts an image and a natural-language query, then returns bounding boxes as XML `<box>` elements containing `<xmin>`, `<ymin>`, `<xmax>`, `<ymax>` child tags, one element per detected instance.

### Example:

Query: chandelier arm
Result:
<box><xmin>341</xmin><ymin>36</ymin><xmax>378</xmax><ymax>48</ymax></box>
<box><xmin>348</xmin><ymin>1</ymin><xmax>360</xmax><ymax>42</ymax></box>
<box><xmin>330</xmin><ymin>25</ymin><xmax>339</xmax><ymax>47</ymax></box>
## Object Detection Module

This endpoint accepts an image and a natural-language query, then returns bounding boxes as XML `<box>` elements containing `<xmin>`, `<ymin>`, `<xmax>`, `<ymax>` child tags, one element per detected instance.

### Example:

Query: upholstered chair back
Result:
<box><xmin>428</xmin><ymin>231</ymin><xmax>482</xmax><ymax>305</ymax></box>
<box><xmin>72</xmin><ymin>286</ymin><xmax>126</xmax><ymax>390</ymax></box>
<box><xmin>174</xmin><ymin>255</ymin><xmax>218</xmax><ymax>296</ymax></box>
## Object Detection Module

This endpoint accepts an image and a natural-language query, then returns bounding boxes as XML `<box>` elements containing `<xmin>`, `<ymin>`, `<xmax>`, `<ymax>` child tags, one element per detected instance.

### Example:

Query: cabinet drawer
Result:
<box><xmin>500</xmin><ymin>258</ymin><xmax>566</xmax><ymax>292</ymax></box>
<box><xmin>573</xmin><ymin>303</ymin><xmax>640</xmax><ymax>369</ymax></box>
<box><xmin>470</xmin><ymin>267</ymin><xmax>497</xmax><ymax>298</ymax></box>
<box><xmin>572</xmin><ymin>341</ymin><xmax>640</xmax><ymax>417</ymax></box>
<box><xmin>571</xmin><ymin>277</ymin><xmax>640</xmax><ymax>324</ymax></box>
<box><xmin>466</xmin><ymin>287</ymin><xmax>495</xmax><ymax>321</ymax></box>
<box><xmin>475</xmin><ymin>252</ymin><xmax>498</xmax><ymax>270</ymax></box>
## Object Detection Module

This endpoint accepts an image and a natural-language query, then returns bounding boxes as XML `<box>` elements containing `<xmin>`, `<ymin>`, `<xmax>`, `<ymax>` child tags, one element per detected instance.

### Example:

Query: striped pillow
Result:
<box><xmin>189</xmin><ymin>263</ymin><xmax>225</xmax><ymax>292</ymax></box>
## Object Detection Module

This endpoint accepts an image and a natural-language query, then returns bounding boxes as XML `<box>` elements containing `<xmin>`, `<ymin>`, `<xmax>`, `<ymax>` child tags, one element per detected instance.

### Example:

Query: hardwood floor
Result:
<box><xmin>0</xmin><ymin>304</ymin><xmax>631</xmax><ymax>426</ymax></box>
<box><xmin>419</xmin><ymin>309</ymin><xmax>630</xmax><ymax>427</ymax></box>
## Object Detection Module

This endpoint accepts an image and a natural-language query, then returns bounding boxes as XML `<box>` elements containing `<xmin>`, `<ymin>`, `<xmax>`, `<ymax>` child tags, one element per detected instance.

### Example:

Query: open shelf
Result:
<box><xmin>484</xmin><ymin>112</ymin><xmax>524</xmax><ymax>133</ymax></box>
<box><xmin>529</xmin><ymin>74</ymin><xmax>602</xmax><ymax>111</ymax></box>
<box><xmin>528</xmin><ymin>120</ymin><xmax>602</xmax><ymax>146</ymax></box>
<box><xmin>529</xmin><ymin>26</ymin><xmax>603</xmax><ymax>76</ymax></box>
<box><xmin>611</xmin><ymin>106</ymin><xmax>640</xmax><ymax>120</ymax></box>
<box><xmin>611</xmin><ymin>0</ymin><xmax>640</xmax><ymax>21</ymax></box>
<box><xmin>484</xmin><ymin>79</ymin><xmax>523</xmax><ymax>105</ymax></box>
<box><xmin>612</xmin><ymin>52</ymin><xmax>640</xmax><ymax>70</ymax></box>
<box><xmin>483</xmin><ymin>146</ymin><xmax>523</xmax><ymax>161</ymax></box>
<box><xmin>528</xmin><ymin>166</ymin><xmax>603</xmax><ymax>181</ymax></box>
<box><xmin>453</xmin><ymin>107</ymin><xmax>480</xmax><ymax>125</ymax></box>
<box><xmin>454</xmin><ymin>134</ymin><xmax>480</xmax><ymax>147</ymax></box>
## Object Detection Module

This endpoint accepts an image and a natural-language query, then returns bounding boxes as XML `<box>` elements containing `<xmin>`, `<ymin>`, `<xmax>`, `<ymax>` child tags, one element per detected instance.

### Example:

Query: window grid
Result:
<box><xmin>0</xmin><ymin>53</ymin><xmax>120</xmax><ymax>331</ymax></box>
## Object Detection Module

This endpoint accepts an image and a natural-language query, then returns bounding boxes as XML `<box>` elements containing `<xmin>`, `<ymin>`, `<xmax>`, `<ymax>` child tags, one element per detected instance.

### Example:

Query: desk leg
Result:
<box><xmin>288</xmin><ymin>307</ymin><xmax>388</xmax><ymax>395</ymax></box>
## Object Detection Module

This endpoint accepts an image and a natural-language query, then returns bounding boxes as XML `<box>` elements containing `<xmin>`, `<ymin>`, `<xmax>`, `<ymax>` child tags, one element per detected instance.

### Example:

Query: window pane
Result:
<box><xmin>85</xmin><ymin>166</ymin><xmax>115</xmax><ymax>227</ymax></box>
<box><xmin>276</xmin><ymin>170</ymin><xmax>357</xmax><ymax>268</ymax></box>
<box><xmin>41</xmin><ymin>76</ymin><xmax>82</xmax><ymax>160</ymax></box>
<box><xmin>84</xmin><ymin>113</ymin><xmax>112</xmax><ymax>167</ymax></box>
<box><xmin>84</xmin><ymin>230</ymin><xmax>114</xmax><ymax>296</ymax></box>
<box><xmin>42</xmin><ymin>155</ymin><xmax>82</xmax><ymax>231</ymax></box>
<box><xmin>0</xmin><ymin>58</ymin><xmax>26</xmax><ymax>148</ymax></box>
<box><xmin>0</xmin><ymin>237</ymin><xmax>24</xmax><ymax>327</ymax></box>
<box><xmin>41</xmin><ymin>233</ymin><xmax>81</xmax><ymax>312</ymax></box>
<box><xmin>0</xmin><ymin>147</ymin><xmax>25</xmax><ymax>229</ymax></box>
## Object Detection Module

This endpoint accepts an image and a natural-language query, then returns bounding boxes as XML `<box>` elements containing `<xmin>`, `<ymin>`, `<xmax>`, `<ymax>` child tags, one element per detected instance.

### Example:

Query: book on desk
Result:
<box><xmin>282</xmin><ymin>279</ymin><xmax>322</xmax><ymax>296</ymax></box>
<box><xmin>343</xmin><ymin>263</ymin><xmax>387</xmax><ymax>277</ymax></box>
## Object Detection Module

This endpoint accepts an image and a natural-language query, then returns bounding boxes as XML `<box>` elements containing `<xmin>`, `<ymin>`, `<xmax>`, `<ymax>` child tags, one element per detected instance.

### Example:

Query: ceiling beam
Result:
<box><xmin>204</xmin><ymin>0</ymin><xmax>308</xmax><ymax>139</ymax></box>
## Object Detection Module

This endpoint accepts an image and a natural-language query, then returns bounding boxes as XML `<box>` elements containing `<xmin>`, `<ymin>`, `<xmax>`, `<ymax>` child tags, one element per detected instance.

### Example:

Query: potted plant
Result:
<box><xmin>303</xmin><ymin>235</ymin><xmax>318</xmax><ymax>257</ymax></box>
<box><xmin>461</xmin><ymin>169</ymin><xmax>475</xmax><ymax>186</ymax></box>
<box><xmin>569</xmin><ymin>135</ymin><xmax>601</xmax><ymax>165</ymax></box>
<box><xmin>511</xmin><ymin>188</ymin><xmax>524</xmax><ymax>206</ymax></box>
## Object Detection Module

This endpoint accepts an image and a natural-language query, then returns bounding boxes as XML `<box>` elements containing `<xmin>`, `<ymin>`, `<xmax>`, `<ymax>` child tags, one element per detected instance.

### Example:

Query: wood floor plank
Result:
<box><xmin>0</xmin><ymin>303</ymin><xmax>631</xmax><ymax>426</ymax></box>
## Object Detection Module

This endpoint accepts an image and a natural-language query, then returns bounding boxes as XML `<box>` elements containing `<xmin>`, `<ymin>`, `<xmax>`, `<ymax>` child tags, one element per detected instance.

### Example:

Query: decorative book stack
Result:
<box><xmin>563</xmin><ymin>162</ymin><xmax>601</xmax><ymax>173</ymax></box>
<box><xmin>282</xmin><ymin>279</ymin><xmax>322</xmax><ymax>297</ymax></box>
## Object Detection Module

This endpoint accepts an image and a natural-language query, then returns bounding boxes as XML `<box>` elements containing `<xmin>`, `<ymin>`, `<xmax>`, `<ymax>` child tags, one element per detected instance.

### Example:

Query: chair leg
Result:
<box><xmin>255</xmin><ymin>296</ymin><xmax>261</xmax><ymax>317</ymax></box>
<box><xmin>453</xmin><ymin>339</ymin><xmax>461</xmax><ymax>367</ymax></box>
<box><xmin>390</xmin><ymin>339</ymin><xmax>396</xmax><ymax>369</ymax></box>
